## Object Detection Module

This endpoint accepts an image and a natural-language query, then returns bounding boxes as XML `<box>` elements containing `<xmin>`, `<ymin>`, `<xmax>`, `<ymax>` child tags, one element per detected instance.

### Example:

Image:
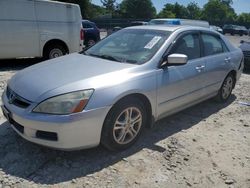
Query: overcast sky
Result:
<box><xmin>91</xmin><ymin>0</ymin><xmax>249</xmax><ymax>14</ymax></box>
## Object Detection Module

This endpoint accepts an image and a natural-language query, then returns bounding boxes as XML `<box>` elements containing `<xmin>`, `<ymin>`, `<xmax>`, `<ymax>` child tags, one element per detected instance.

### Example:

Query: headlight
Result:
<box><xmin>33</xmin><ymin>89</ymin><xmax>94</xmax><ymax>114</ymax></box>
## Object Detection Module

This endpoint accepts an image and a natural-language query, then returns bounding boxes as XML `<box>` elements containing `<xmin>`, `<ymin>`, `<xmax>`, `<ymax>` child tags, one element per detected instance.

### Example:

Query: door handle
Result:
<box><xmin>195</xmin><ymin>65</ymin><xmax>205</xmax><ymax>72</ymax></box>
<box><xmin>225</xmin><ymin>57</ymin><xmax>231</xmax><ymax>62</ymax></box>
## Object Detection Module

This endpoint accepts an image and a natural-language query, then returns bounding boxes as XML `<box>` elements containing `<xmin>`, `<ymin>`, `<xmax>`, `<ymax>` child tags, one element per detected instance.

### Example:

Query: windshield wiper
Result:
<box><xmin>124</xmin><ymin>59</ymin><xmax>138</xmax><ymax>64</ymax></box>
<box><xmin>84</xmin><ymin>53</ymin><xmax>138</xmax><ymax>64</ymax></box>
<box><xmin>87</xmin><ymin>53</ymin><xmax>120</xmax><ymax>62</ymax></box>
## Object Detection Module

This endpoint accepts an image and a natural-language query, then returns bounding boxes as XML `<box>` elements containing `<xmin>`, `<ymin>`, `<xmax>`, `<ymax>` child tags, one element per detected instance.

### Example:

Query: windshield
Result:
<box><xmin>84</xmin><ymin>29</ymin><xmax>171</xmax><ymax>64</ymax></box>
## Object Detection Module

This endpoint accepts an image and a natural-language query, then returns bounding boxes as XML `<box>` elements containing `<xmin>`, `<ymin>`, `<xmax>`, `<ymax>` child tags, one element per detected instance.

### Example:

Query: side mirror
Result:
<box><xmin>167</xmin><ymin>53</ymin><xmax>188</xmax><ymax>65</ymax></box>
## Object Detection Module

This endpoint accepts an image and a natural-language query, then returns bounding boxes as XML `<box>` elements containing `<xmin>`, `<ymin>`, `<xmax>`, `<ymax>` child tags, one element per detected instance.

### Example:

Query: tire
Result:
<box><xmin>215</xmin><ymin>73</ymin><xmax>235</xmax><ymax>103</ymax></box>
<box><xmin>101</xmin><ymin>97</ymin><xmax>147</xmax><ymax>151</ymax></box>
<box><xmin>87</xmin><ymin>39</ymin><xmax>96</xmax><ymax>47</ymax></box>
<box><xmin>44</xmin><ymin>44</ymin><xmax>67</xmax><ymax>60</ymax></box>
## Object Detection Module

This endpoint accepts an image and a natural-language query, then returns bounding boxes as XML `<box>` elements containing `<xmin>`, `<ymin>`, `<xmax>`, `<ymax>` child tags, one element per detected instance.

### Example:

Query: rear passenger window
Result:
<box><xmin>201</xmin><ymin>34</ymin><xmax>224</xmax><ymax>56</ymax></box>
<box><xmin>170</xmin><ymin>33</ymin><xmax>200</xmax><ymax>60</ymax></box>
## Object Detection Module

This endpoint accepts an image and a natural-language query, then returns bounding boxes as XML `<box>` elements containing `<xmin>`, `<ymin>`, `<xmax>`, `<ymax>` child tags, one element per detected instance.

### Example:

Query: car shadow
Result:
<box><xmin>243</xmin><ymin>68</ymin><xmax>250</xmax><ymax>75</ymax></box>
<box><xmin>0</xmin><ymin>95</ymin><xmax>236</xmax><ymax>185</ymax></box>
<box><xmin>0</xmin><ymin>58</ymin><xmax>42</xmax><ymax>71</ymax></box>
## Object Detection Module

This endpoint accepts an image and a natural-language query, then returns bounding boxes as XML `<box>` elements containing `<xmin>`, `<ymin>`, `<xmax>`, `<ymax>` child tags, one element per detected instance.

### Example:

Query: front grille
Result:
<box><xmin>243</xmin><ymin>51</ymin><xmax>250</xmax><ymax>58</ymax></box>
<box><xmin>6</xmin><ymin>87</ymin><xmax>31</xmax><ymax>108</ymax></box>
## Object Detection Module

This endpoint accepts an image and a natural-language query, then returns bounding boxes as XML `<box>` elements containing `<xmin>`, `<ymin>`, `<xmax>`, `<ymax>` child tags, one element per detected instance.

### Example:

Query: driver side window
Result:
<box><xmin>170</xmin><ymin>33</ymin><xmax>200</xmax><ymax>61</ymax></box>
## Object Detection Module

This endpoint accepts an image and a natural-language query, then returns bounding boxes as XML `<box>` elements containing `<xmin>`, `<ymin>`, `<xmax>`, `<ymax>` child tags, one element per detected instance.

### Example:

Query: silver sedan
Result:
<box><xmin>1</xmin><ymin>25</ymin><xmax>244</xmax><ymax>151</ymax></box>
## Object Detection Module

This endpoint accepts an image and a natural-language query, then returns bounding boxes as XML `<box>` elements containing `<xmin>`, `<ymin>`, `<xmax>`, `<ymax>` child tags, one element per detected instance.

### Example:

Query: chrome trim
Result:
<box><xmin>6</xmin><ymin>87</ymin><xmax>31</xmax><ymax>108</ymax></box>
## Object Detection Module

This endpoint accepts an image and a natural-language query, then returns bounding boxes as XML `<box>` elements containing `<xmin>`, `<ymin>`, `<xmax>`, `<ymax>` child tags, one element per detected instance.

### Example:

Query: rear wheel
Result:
<box><xmin>101</xmin><ymin>97</ymin><xmax>146</xmax><ymax>151</ymax></box>
<box><xmin>215</xmin><ymin>74</ymin><xmax>234</xmax><ymax>102</ymax></box>
<box><xmin>44</xmin><ymin>44</ymin><xmax>67</xmax><ymax>59</ymax></box>
<box><xmin>87</xmin><ymin>39</ymin><xmax>96</xmax><ymax>47</ymax></box>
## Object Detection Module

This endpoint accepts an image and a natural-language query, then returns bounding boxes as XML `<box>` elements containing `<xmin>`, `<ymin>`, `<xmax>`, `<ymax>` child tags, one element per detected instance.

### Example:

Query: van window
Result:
<box><xmin>201</xmin><ymin>34</ymin><xmax>223</xmax><ymax>56</ymax></box>
<box><xmin>170</xmin><ymin>33</ymin><xmax>200</xmax><ymax>60</ymax></box>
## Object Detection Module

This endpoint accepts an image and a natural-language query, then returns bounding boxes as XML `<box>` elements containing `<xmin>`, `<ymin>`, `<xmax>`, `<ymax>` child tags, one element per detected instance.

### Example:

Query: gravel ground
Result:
<box><xmin>0</xmin><ymin>36</ymin><xmax>249</xmax><ymax>188</ymax></box>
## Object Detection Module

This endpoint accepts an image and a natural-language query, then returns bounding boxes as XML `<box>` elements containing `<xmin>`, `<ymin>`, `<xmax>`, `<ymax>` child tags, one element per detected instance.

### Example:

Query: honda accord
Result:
<box><xmin>1</xmin><ymin>25</ymin><xmax>244</xmax><ymax>151</ymax></box>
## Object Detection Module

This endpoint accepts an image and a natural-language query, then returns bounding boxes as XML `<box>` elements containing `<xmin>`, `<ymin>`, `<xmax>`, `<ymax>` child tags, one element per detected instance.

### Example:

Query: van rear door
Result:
<box><xmin>0</xmin><ymin>0</ymin><xmax>39</xmax><ymax>59</ymax></box>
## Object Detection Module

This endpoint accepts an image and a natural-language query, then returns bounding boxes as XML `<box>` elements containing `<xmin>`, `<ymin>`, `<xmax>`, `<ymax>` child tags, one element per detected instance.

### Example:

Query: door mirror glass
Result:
<box><xmin>167</xmin><ymin>53</ymin><xmax>188</xmax><ymax>65</ymax></box>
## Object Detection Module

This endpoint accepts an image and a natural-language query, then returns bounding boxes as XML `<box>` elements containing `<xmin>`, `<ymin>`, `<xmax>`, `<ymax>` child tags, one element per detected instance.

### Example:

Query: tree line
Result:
<box><xmin>58</xmin><ymin>0</ymin><xmax>250</xmax><ymax>25</ymax></box>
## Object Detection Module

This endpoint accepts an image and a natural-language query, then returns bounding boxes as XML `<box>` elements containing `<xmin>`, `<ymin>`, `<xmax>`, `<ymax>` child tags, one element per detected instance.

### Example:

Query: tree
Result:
<box><xmin>157</xmin><ymin>3</ymin><xmax>175</xmax><ymax>18</ymax></box>
<box><xmin>101</xmin><ymin>0</ymin><xmax>116</xmax><ymax>14</ymax></box>
<box><xmin>120</xmin><ymin>0</ymin><xmax>156</xmax><ymax>19</ymax></box>
<box><xmin>237</xmin><ymin>13</ymin><xmax>250</xmax><ymax>24</ymax></box>
<box><xmin>221</xmin><ymin>0</ymin><xmax>233</xmax><ymax>6</ymax></box>
<box><xmin>172</xmin><ymin>2</ymin><xmax>188</xmax><ymax>18</ymax></box>
<box><xmin>202</xmin><ymin>0</ymin><xmax>236</xmax><ymax>23</ymax></box>
<box><xmin>89</xmin><ymin>4</ymin><xmax>107</xmax><ymax>18</ymax></box>
<box><xmin>186</xmin><ymin>2</ymin><xmax>201</xmax><ymax>20</ymax></box>
<box><xmin>157</xmin><ymin>2</ymin><xmax>188</xmax><ymax>19</ymax></box>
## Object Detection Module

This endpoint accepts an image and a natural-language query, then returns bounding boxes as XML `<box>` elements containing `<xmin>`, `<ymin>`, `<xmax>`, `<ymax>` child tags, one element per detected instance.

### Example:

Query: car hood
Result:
<box><xmin>9</xmin><ymin>53</ymin><xmax>137</xmax><ymax>102</ymax></box>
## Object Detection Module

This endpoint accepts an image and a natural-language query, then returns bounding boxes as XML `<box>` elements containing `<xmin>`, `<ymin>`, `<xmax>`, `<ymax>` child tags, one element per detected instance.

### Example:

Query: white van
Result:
<box><xmin>0</xmin><ymin>0</ymin><xmax>83</xmax><ymax>59</ymax></box>
<box><xmin>148</xmin><ymin>18</ymin><xmax>210</xmax><ymax>28</ymax></box>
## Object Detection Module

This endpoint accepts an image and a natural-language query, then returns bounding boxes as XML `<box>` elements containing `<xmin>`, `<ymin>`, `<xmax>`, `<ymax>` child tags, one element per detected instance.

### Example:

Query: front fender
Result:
<box><xmin>86</xmin><ymin>73</ymin><xmax>158</xmax><ymax>118</ymax></box>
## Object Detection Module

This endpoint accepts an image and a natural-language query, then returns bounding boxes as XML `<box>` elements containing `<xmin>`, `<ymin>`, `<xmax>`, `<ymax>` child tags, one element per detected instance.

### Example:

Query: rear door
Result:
<box><xmin>0</xmin><ymin>0</ymin><xmax>39</xmax><ymax>59</ymax></box>
<box><xmin>157</xmin><ymin>31</ymin><xmax>207</xmax><ymax>118</ymax></box>
<box><xmin>200</xmin><ymin>32</ymin><xmax>231</xmax><ymax>95</ymax></box>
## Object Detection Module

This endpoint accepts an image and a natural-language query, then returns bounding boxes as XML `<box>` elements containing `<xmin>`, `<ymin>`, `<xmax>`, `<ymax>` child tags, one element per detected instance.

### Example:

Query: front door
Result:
<box><xmin>157</xmin><ymin>32</ymin><xmax>206</xmax><ymax>119</ymax></box>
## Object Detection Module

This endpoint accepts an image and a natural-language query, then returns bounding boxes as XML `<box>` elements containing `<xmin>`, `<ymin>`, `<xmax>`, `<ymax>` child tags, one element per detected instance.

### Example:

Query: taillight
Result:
<box><xmin>80</xmin><ymin>28</ymin><xmax>84</xmax><ymax>40</ymax></box>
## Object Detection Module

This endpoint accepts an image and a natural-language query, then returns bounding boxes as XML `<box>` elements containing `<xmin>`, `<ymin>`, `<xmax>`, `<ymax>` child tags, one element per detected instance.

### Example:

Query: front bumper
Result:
<box><xmin>2</xmin><ymin>91</ymin><xmax>111</xmax><ymax>150</ymax></box>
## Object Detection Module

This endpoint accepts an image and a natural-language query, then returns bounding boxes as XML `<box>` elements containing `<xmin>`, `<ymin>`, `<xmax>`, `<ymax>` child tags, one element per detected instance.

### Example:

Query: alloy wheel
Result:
<box><xmin>222</xmin><ymin>76</ymin><xmax>233</xmax><ymax>99</ymax></box>
<box><xmin>113</xmin><ymin>107</ymin><xmax>142</xmax><ymax>145</ymax></box>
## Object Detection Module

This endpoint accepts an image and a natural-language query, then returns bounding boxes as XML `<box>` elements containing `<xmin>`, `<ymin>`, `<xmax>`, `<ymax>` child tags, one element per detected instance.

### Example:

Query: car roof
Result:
<box><xmin>124</xmin><ymin>25</ymin><xmax>213</xmax><ymax>33</ymax></box>
<box><xmin>82</xmin><ymin>20</ymin><xmax>95</xmax><ymax>24</ymax></box>
<box><xmin>125</xmin><ymin>25</ymin><xmax>184</xmax><ymax>32</ymax></box>
<box><xmin>82</xmin><ymin>19</ymin><xmax>93</xmax><ymax>23</ymax></box>
<box><xmin>149</xmin><ymin>18</ymin><xmax>209</xmax><ymax>27</ymax></box>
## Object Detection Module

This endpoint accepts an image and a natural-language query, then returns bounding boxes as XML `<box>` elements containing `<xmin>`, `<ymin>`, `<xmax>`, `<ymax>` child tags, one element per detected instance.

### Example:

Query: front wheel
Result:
<box><xmin>101</xmin><ymin>97</ymin><xmax>146</xmax><ymax>151</ymax></box>
<box><xmin>215</xmin><ymin>74</ymin><xmax>235</xmax><ymax>102</ymax></box>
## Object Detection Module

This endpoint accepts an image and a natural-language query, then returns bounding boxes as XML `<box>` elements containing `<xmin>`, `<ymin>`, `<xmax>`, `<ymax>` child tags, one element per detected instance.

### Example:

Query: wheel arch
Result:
<box><xmin>228</xmin><ymin>70</ymin><xmax>237</xmax><ymax>88</ymax></box>
<box><xmin>106</xmin><ymin>93</ymin><xmax>154</xmax><ymax>129</ymax></box>
<box><xmin>42</xmin><ymin>39</ymin><xmax>69</xmax><ymax>57</ymax></box>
